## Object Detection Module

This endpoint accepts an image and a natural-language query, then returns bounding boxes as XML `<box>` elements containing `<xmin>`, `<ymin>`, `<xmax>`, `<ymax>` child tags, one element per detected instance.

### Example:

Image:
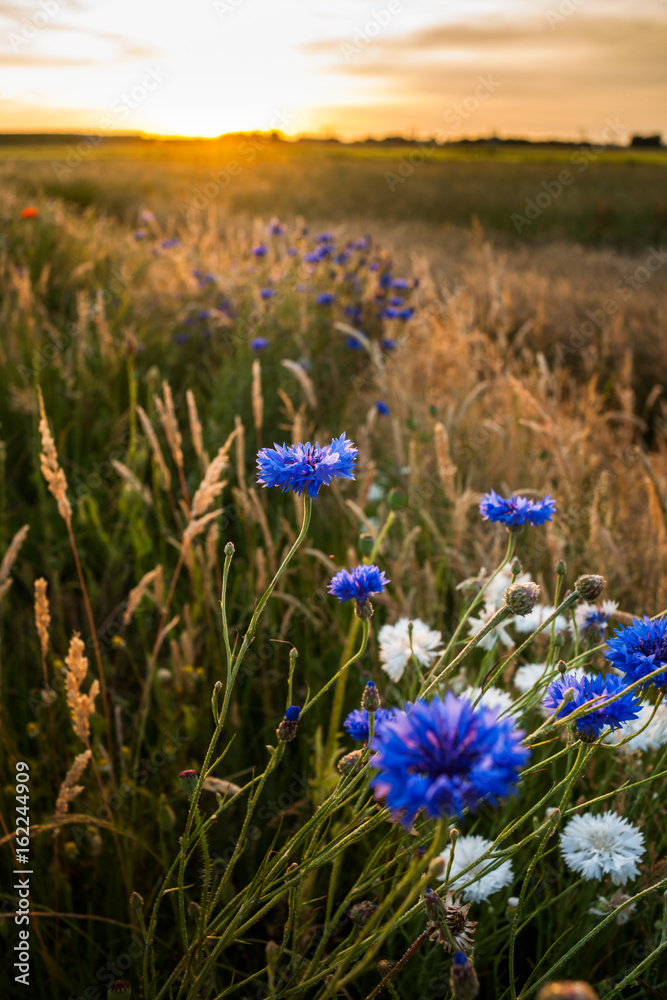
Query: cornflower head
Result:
<box><xmin>256</xmin><ymin>433</ymin><xmax>357</xmax><ymax>499</ymax></box>
<box><xmin>560</xmin><ymin>811</ymin><xmax>644</xmax><ymax>885</ymax></box>
<box><xmin>542</xmin><ymin>672</ymin><xmax>641</xmax><ymax>741</ymax></box>
<box><xmin>369</xmin><ymin>693</ymin><xmax>529</xmax><ymax>828</ymax></box>
<box><xmin>604</xmin><ymin>615</ymin><xmax>667</xmax><ymax>690</ymax></box>
<box><xmin>573</xmin><ymin>600</ymin><xmax>618</xmax><ymax>643</ymax></box>
<box><xmin>328</xmin><ymin>564</ymin><xmax>389</xmax><ymax>619</ymax></box>
<box><xmin>378</xmin><ymin>617</ymin><xmax>442</xmax><ymax>682</ymax></box>
<box><xmin>343</xmin><ymin>706</ymin><xmax>396</xmax><ymax>743</ymax></box>
<box><xmin>479</xmin><ymin>490</ymin><xmax>556</xmax><ymax>529</ymax></box>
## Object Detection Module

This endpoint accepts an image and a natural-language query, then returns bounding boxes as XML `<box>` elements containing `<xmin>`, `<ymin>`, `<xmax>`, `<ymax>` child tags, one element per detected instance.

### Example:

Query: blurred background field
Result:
<box><xmin>2</xmin><ymin>139</ymin><xmax>667</xmax><ymax>996</ymax></box>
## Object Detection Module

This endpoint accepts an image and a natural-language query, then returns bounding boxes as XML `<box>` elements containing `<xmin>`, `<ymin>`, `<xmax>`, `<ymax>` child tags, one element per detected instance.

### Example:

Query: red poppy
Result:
<box><xmin>20</xmin><ymin>206</ymin><xmax>38</xmax><ymax>219</ymax></box>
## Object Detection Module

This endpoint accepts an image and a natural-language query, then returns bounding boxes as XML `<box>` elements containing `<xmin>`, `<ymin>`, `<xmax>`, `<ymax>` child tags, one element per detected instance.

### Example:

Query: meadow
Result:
<box><xmin>1</xmin><ymin>139</ymin><xmax>667</xmax><ymax>999</ymax></box>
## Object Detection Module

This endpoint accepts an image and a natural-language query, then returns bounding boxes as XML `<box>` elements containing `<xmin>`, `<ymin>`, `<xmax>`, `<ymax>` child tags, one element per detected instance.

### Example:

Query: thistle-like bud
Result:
<box><xmin>188</xmin><ymin>901</ymin><xmax>201</xmax><ymax>921</ymax></box>
<box><xmin>449</xmin><ymin>827</ymin><xmax>459</xmax><ymax>843</ymax></box>
<box><xmin>556</xmin><ymin>560</ymin><xmax>567</xmax><ymax>576</ymax></box>
<box><xmin>377</xmin><ymin>960</ymin><xmax>394</xmax><ymax>977</ymax></box>
<box><xmin>536</xmin><ymin>983</ymin><xmax>599</xmax><ymax>1000</ymax></box>
<box><xmin>224</xmin><ymin>541</ymin><xmax>235</xmax><ymax>557</ymax></box>
<box><xmin>546</xmin><ymin>807</ymin><xmax>561</xmax><ymax>832</ymax></box>
<box><xmin>130</xmin><ymin>892</ymin><xmax>144</xmax><ymax>912</ymax></box>
<box><xmin>424</xmin><ymin>888</ymin><xmax>447</xmax><ymax>923</ymax></box>
<box><xmin>511</xmin><ymin>557</ymin><xmax>523</xmax><ymax>579</ymax></box>
<box><xmin>575</xmin><ymin>574</ymin><xmax>606</xmax><ymax>602</ymax></box>
<box><xmin>387</xmin><ymin>488</ymin><xmax>407</xmax><ymax>511</ymax></box>
<box><xmin>349</xmin><ymin>900</ymin><xmax>377</xmax><ymax>927</ymax></box>
<box><xmin>504</xmin><ymin>581</ymin><xmax>540</xmax><ymax>616</ymax></box>
<box><xmin>179</xmin><ymin>770</ymin><xmax>199</xmax><ymax>798</ymax></box>
<box><xmin>450</xmin><ymin>952</ymin><xmax>480</xmax><ymax>1000</ymax></box>
<box><xmin>354</xmin><ymin>598</ymin><xmax>374</xmax><ymax>620</ymax></box>
<box><xmin>562</xmin><ymin>687</ymin><xmax>576</xmax><ymax>703</ymax></box>
<box><xmin>338</xmin><ymin>749</ymin><xmax>365</xmax><ymax>775</ymax></box>
<box><xmin>557</xmin><ymin>659</ymin><xmax>568</xmax><ymax>675</ymax></box>
<box><xmin>276</xmin><ymin>705</ymin><xmax>300</xmax><ymax>742</ymax></box>
<box><xmin>553</xmin><ymin>633</ymin><xmax>565</xmax><ymax>650</ymax></box>
<box><xmin>286</xmin><ymin>862</ymin><xmax>299</xmax><ymax>875</ymax></box>
<box><xmin>108</xmin><ymin>983</ymin><xmax>132</xmax><ymax>1000</ymax></box>
<box><xmin>361</xmin><ymin>681</ymin><xmax>380</xmax><ymax>712</ymax></box>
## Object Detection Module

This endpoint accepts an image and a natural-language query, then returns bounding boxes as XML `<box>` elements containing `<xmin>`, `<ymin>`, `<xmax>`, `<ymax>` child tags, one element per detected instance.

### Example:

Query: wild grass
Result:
<box><xmin>0</xmin><ymin>155</ymin><xmax>667</xmax><ymax>999</ymax></box>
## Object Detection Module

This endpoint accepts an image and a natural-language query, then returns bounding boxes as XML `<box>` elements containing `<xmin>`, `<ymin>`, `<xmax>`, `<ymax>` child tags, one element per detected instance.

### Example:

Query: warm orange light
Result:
<box><xmin>20</xmin><ymin>206</ymin><xmax>39</xmax><ymax>219</ymax></box>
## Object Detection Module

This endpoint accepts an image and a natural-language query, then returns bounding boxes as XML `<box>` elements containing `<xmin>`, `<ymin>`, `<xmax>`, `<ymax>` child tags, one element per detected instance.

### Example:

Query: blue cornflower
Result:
<box><xmin>345</xmin><ymin>305</ymin><xmax>362</xmax><ymax>321</ymax></box>
<box><xmin>252</xmin><ymin>243</ymin><xmax>267</xmax><ymax>257</ymax></box>
<box><xmin>343</xmin><ymin>707</ymin><xmax>396</xmax><ymax>742</ymax></box>
<box><xmin>346</xmin><ymin>336</ymin><xmax>363</xmax><ymax>350</ymax></box>
<box><xmin>376</xmin><ymin>400</ymin><xmax>390</xmax><ymax>415</ymax></box>
<box><xmin>335</xmin><ymin>252</ymin><xmax>350</xmax><ymax>265</ymax></box>
<box><xmin>328</xmin><ymin>565</ymin><xmax>389</xmax><ymax>606</ymax></box>
<box><xmin>161</xmin><ymin>237</ymin><xmax>180</xmax><ymax>249</ymax></box>
<box><xmin>287</xmin><ymin>247</ymin><xmax>298</xmax><ymax>256</ymax></box>
<box><xmin>382</xmin><ymin>338</ymin><xmax>397</xmax><ymax>351</ymax></box>
<box><xmin>304</xmin><ymin>252</ymin><xmax>320</xmax><ymax>263</ymax></box>
<box><xmin>174</xmin><ymin>333</ymin><xmax>188</xmax><ymax>345</ymax></box>
<box><xmin>389</xmin><ymin>297</ymin><xmax>404</xmax><ymax>307</ymax></box>
<box><xmin>398</xmin><ymin>308</ymin><xmax>414</xmax><ymax>320</ymax></box>
<box><xmin>316</xmin><ymin>231</ymin><xmax>334</xmax><ymax>243</ymax></box>
<box><xmin>479</xmin><ymin>490</ymin><xmax>556</xmax><ymax>528</ymax></box>
<box><xmin>316</xmin><ymin>292</ymin><xmax>335</xmax><ymax>305</ymax></box>
<box><xmin>266</xmin><ymin>219</ymin><xmax>285</xmax><ymax>236</ymax></box>
<box><xmin>285</xmin><ymin>705</ymin><xmax>301</xmax><ymax>722</ymax></box>
<box><xmin>543</xmin><ymin>672</ymin><xmax>641</xmax><ymax>740</ymax></box>
<box><xmin>369</xmin><ymin>693</ymin><xmax>529</xmax><ymax>827</ymax></box>
<box><xmin>392</xmin><ymin>278</ymin><xmax>409</xmax><ymax>289</ymax></box>
<box><xmin>257</xmin><ymin>433</ymin><xmax>358</xmax><ymax>499</ymax></box>
<box><xmin>198</xmin><ymin>309</ymin><xmax>211</xmax><ymax>320</ymax></box>
<box><xmin>379</xmin><ymin>273</ymin><xmax>393</xmax><ymax>289</ymax></box>
<box><xmin>134</xmin><ymin>229</ymin><xmax>147</xmax><ymax>240</ymax></box>
<box><xmin>382</xmin><ymin>308</ymin><xmax>399</xmax><ymax>319</ymax></box>
<box><xmin>251</xmin><ymin>337</ymin><xmax>270</xmax><ymax>351</ymax></box>
<box><xmin>260</xmin><ymin>288</ymin><xmax>274</xmax><ymax>300</ymax></box>
<box><xmin>604</xmin><ymin>616</ymin><xmax>667</xmax><ymax>690</ymax></box>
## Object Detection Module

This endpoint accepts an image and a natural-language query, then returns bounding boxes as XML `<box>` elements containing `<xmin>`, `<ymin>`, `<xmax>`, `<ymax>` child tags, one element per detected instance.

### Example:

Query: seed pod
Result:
<box><xmin>504</xmin><ymin>581</ymin><xmax>540</xmax><ymax>616</ymax></box>
<box><xmin>575</xmin><ymin>575</ymin><xmax>606</xmax><ymax>602</ymax></box>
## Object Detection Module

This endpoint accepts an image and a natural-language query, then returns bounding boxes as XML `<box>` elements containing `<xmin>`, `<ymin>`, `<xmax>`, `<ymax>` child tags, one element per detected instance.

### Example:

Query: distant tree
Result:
<box><xmin>629</xmin><ymin>134</ymin><xmax>663</xmax><ymax>148</ymax></box>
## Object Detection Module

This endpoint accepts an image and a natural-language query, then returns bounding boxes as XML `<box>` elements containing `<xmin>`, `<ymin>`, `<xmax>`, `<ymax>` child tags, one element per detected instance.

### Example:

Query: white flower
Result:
<box><xmin>513</xmin><ymin>604</ymin><xmax>569</xmax><ymax>636</ymax></box>
<box><xmin>378</xmin><ymin>617</ymin><xmax>442</xmax><ymax>682</ymax></box>
<box><xmin>437</xmin><ymin>834</ymin><xmax>514</xmax><ymax>903</ymax></box>
<box><xmin>571</xmin><ymin>600</ymin><xmax>619</xmax><ymax>638</ymax></box>
<box><xmin>467</xmin><ymin>602</ymin><xmax>514</xmax><ymax>651</ymax></box>
<box><xmin>462</xmin><ymin>685</ymin><xmax>515</xmax><ymax>716</ymax></box>
<box><xmin>589</xmin><ymin>890</ymin><xmax>636</xmax><ymax>925</ymax></box>
<box><xmin>560</xmin><ymin>812</ymin><xmax>645</xmax><ymax>885</ymax></box>
<box><xmin>513</xmin><ymin>662</ymin><xmax>550</xmax><ymax>693</ymax></box>
<box><xmin>603</xmin><ymin>700</ymin><xmax>667</xmax><ymax>753</ymax></box>
<box><xmin>484</xmin><ymin>565</ymin><xmax>532</xmax><ymax>611</ymax></box>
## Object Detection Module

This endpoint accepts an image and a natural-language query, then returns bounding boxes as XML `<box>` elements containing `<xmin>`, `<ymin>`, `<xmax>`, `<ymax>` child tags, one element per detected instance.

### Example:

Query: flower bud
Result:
<box><xmin>511</xmin><ymin>557</ymin><xmax>523</xmax><ymax>579</ymax></box>
<box><xmin>349</xmin><ymin>900</ymin><xmax>377</xmax><ymax>927</ymax></box>
<box><xmin>188</xmin><ymin>900</ymin><xmax>201</xmax><ymax>920</ymax></box>
<box><xmin>377</xmin><ymin>960</ymin><xmax>394</xmax><ymax>976</ymax></box>
<box><xmin>387</xmin><ymin>488</ymin><xmax>407</xmax><ymax>511</ymax></box>
<box><xmin>536</xmin><ymin>983</ymin><xmax>599</xmax><ymax>1000</ymax></box>
<box><xmin>266</xmin><ymin>940</ymin><xmax>279</xmax><ymax>967</ymax></box>
<box><xmin>338</xmin><ymin>749</ymin><xmax>365</xmax><ymax>775</ymax></box>
<box><xmin>450</xmin><ymin>952</ymin><xmax>480</xmax><ymax>1000</ymax></box>
<box><xmin>224</xmin><ymin>541</ymin><xmax>235</xmax><ymax>556</ymax></box>
<box><xmin>424</xmin><ymin>888</ymin><xmax>447</xmax><ymax>923</ymax></box>
<box><xmin>286</xmin><ymin>862</ymin><xmax>299</xmax><ymax>875</ymax></box>
<box><xmin>557</xmin><ymin>659</ymin><xmax>568</xmax><ymax>675</ymax></box>
<box><xmin>428</xmin><ymin>857</ymin><xmax>446</xmax><ymax>879</ymax></box>
<box><xmin>361</xmin><ymin>681</ymin><xmax>380</xmax><ymax>712</ymax></box>
<box><xmin>556</xmin><ymin>560</ymin><xmax>567</xmax><ymax>576</ymax></box>
<box><xmin>575</xmin><ymin>574</ymin><xmax>606</xmax><ymax>602</ymax></box>
<box><xmin>276</xmin><ymin>705</ymin><xmax>300</xmax><ymax>742</ymax></box>
<box><xmin>504</xmin><ymin>581</ymin><xmax>540</xmax><ymax>616</ymax></box>
<box><xmin>179</xmin><ymin>769</ymin><xmax>199</xmax><ymax>798</ymax></box>
<box><xmin>359</xmin><ymin>532</ymin><xmax>374</xmax><ymax>556</ymax></box>
<box><xmin>130</xmin><ymin>892</ymin><xmax>144</xmax><ymax>912</ymax></box>
<box><xmin>108</xmin><ymin>983</ymin><xmax>132</xmax><ymax>1000</ymax></box>
<box><xmin>354</xmin><ymin>597</ymin><xmax>374</xmax><ymax>620</ymax></box>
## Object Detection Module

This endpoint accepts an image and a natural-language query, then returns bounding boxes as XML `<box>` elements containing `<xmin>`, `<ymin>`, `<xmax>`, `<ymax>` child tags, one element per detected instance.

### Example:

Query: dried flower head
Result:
<box><xmin>64</xmin><ymin>633</ymin><xmax>99</xmax><ymax>746</ymax></box>
<box><xmin>34</xmin><ymin>577</ymin><xmax>50</xmax><ymax>658</ymax></box>
<box><xmin>55</xmin><ymin>749</ymin><xmax>92</xmax><ymax>820</ymax></box>
<box><xmin>38</xmin><ymin>389</ymin><xmax>72</xmax><ymax>523</ymax></box>
<box><xmin>505</xmin><ymin>581</ymin><xmax>540</xmax><ymax>616</ymax></box>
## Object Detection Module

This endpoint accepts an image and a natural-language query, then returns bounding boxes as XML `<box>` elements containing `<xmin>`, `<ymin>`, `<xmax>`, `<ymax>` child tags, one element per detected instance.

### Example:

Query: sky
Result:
<box><xmin>0</xmin><ymin>0</ymin><xmax>666</xmax><ymax>141</ymax></box>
